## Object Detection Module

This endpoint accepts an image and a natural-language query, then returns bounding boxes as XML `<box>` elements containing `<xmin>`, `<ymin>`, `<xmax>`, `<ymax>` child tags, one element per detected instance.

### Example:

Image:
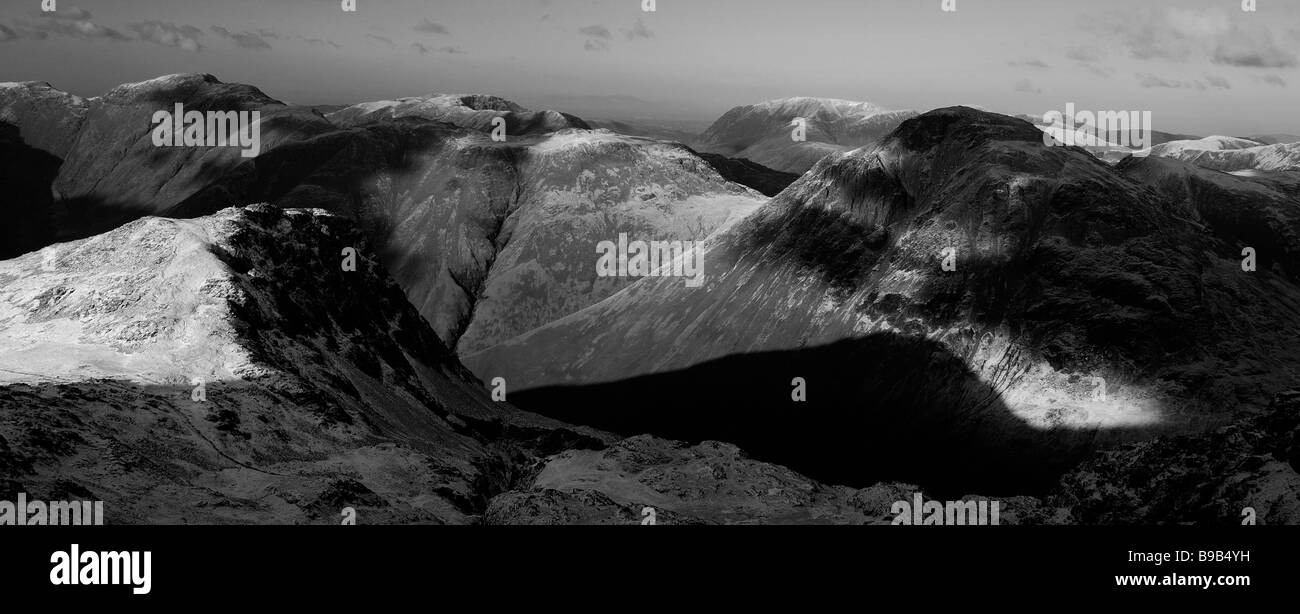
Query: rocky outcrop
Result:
<box><xmin>1052</xmin><ymin>391</ymin><xmax>1300</xmax><ymax>525</ymax></box>
<box><xmin>485</xmin><ymin>434</ymin><xmax>1040</xmax><ymax>525</ymax></box>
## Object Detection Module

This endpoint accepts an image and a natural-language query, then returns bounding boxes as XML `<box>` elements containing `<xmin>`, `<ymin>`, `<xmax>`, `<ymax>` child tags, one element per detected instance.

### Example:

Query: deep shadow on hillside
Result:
<box><xmin>0</xmin><ymin>122</ymin><xmax>60</xmax><ymax>259</ymax></box>
<box><xmin>512</xmin><ymin>334</ymin><xmax>1150</xmax><ymax>498</ymax></box>
<box><xmin>696</xmin><ymin>152</ymin><xmax>799</xmax><ymax>196</ymax></box>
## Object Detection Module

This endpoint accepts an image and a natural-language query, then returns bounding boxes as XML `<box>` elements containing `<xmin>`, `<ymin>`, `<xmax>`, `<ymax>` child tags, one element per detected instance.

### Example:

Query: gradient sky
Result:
<box><xmin>1</xmin><ymin>0</ymin><xmax>1297</xmax><ymax>134</ymax></box>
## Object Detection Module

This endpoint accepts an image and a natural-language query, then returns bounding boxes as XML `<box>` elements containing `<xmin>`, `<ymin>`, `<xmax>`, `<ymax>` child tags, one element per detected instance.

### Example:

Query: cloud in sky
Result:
<box><xmin>210</xmin><ymin>26</ymin><xmax>270</xmax><ymax>50</ymax></box>
<box><xmin>366</xmin><ymin>33</ymin><xmax>396</xmax><ymax>48</ymax></box>
<box><xmin>1083</xmin><ymin>8</ymin><xmax>1296</xmax><ymax>68</ymax></box>
<box><xmin>580</xmin><ymin>25</ymin><xmax>611</xmax><ymax>39</ymax></box>
<box><xmin>1009</xmin><ymin>58</ymin><xmax>1049</xmax><ymax>69</ymax></box>
<box><xmin>1205</xmin><ymin>75</ymin><xmax>1232</xmax><ymax>89</ymax></box>
<box><xmin>29</xmin><ymin>16</ymin><xmax>129</xmax><ymax>41</ymax></box>
<box><xmin>40</xmin><ymin>7</ymin><xmax>94</xmax><ymax>21</ymax></box>
<box><xmin>304</xmin><ymin>37</ymin><xmax>341</xmax><ymax>49</ymax></box>
<box><xmin>1013</xmin><ymin>79</ymin><xmax>1041</xmax><ymax>94</ymax></box>
<box><xmin>1065</xmin><ymin>45</ymin><xmax>1104</xmax><ymax>63</ymax></box>
<box><xmin>1213</xmin><ymin>25</ymin><xmax>1296</xmax><ymax>68</ymax></box>
<box><xmin>1137</xmin><ymin>72</ymin><xmax>1209</xmax><ymax>90</ymax></box>
<box><xmin>1078</xmin><ymin>64</ymin><xmax>1115</xmax><ymax>78</ymax></box>
<box><xmin>414</xmin><ymin>19</ymin><xmax>449</xmax><ymax>35</ymax></box>
<box><xmin>412</xmin><ymin>42</ymin><xmax>464</xmax><ymax>55</ymax></box>
<box><xmin>622</xmin><ymin>18</ymin><xmax>653</xmax><ymax>40</ymax></box>
<box><xmin>131</xmin><ymin>21</ymin><xmax>203</xmax><ymax>52</ymax></box>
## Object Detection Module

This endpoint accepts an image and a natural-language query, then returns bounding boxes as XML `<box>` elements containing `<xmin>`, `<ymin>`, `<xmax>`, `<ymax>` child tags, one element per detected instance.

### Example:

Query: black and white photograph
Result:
<box><xmin>0</xmin><ymin>0</ymin><xmax>1295</xmax><ymax>601</ymax></box>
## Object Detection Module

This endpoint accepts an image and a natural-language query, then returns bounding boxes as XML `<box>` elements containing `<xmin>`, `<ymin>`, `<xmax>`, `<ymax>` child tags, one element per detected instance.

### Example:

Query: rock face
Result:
<box><xmin>1053</xmin><ymin>390</ymin><xmax>1300</xmax><ymax>525</ymax></box>
<box><xmin>0</xmin><ymin>75</ymin><xmax>766</xmax><ymax>355</ymax></box>
<box><xmin>468</xmin><ymin>107</ymin><xmax>1300</xmax><ymax>495</ymax></box>
<box><xmin>0</xmin><ymin>205</ymin><xmax>605</xmax><ymax>523</ymax></box>
<box><xmin>693</xmin><ymin>97</ymin><xmax>918</xmax><ymax>174</ymax></box>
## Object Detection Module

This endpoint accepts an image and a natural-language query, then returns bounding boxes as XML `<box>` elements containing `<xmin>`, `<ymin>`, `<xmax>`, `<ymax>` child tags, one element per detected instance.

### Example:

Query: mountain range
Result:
<box><xmin>3</xmin><ymin>76</ymin><xmax>1300</xmax><ymax>524</ymax></box>
<box><xmin>468</xmin><ymin>106</ymin><xmax>1300</xmax><ymax>496</ymax></box>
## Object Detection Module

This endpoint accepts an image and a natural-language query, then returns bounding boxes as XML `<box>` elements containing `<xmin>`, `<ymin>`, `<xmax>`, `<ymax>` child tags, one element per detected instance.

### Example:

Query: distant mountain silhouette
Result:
<box><xmin>693</xmin><ymin>97</ymin><xmax>918</xmax><ymax>174</ymax></box>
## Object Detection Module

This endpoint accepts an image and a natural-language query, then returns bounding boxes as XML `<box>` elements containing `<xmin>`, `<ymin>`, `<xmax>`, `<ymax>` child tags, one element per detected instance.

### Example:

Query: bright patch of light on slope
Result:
<box><xmin>1001</xmin><ymin>374</ymin><xmax>1165</xmax><ymax>429</ymax></box>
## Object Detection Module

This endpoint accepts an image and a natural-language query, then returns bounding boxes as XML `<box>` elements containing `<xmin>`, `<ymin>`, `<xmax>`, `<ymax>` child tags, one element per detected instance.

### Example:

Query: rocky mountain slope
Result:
<box><xmin>327</xmin><ymin>94</ymin><xmax>589</xmax><ymax>135</ymax></box>
<box><xmin>0</xmin><ymin>75</ymin><xmax>766</xmax><ymax>355</ymax></box>
<box><xmin>693</xmin><ymin>97</ymin><xmax>918</xmax><ymax>174</ymax></box>
<box><xmin>1149</xmin><ymin>136</ymin><xmax>1264</xmax><ymax>156</ymax></box>
<box><xmin>0</xmin><ymin>205</ymin><xmax>609</xmax><ymax>523</ymax></box>
<box><xmin>1149</xmin><ymin>139</ymin><xmax>1300</xmax><ymax>172</ymax></box>
<box><xmin>468</xmin><ymin>107</ymin><xmax>1300</xmax><ymax>495</ymax></box>
<box><xmin>585</xmin><ymin>118</ymin><xmax>699</xmax><ymax>144</ymax></box>
<box><xmin>1116</xmin><ymin>155</ymin><xmax>1300</xmax><ymax>278</ymax></box>
<box><xmin>0</xmin><ymin>81</ymin><xmax>87</xmax><ymax>158</ymax></box>
<box><xmin>47</xmin><ymin>75</ymin><xmax>336</xmax><ymax>243</ymax></box>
